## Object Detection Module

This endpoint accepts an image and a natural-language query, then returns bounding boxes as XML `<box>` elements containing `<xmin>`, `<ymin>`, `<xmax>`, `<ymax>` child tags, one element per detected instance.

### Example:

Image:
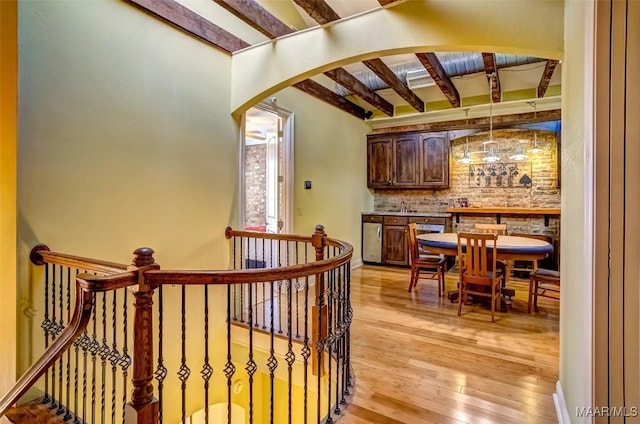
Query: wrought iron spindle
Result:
<box><xmin>239</xmin><ymin>237</ymin><xmax>245</xmax><ymax>323</ymax></box>
<box><xmin>178</xmin><ymin>285</ymin><xmax>191</xmax><ymax>424</ymax></box>
<box><xmin>89</xmin><ymin>295</ymin><xmax>99</xmax><ymax>424</ymax></box>
<box><xmin>286</xmin><ymin>279</ymin><xmax>295</xmax><ymax>424</ymax></box>
<box><xmin>153</xmin><ymin>286</ymin><xmax>166</xmax><ymax>424</ymax></box>
<box><xmin>345</xmin><ymin>264</ymin><xmax>353</xmax><ymax>392</ymax></box>
<box><xmin>233</xmin><ymin>236</ymin><xmax>237</xmax><ymax>320</ymax></box>
<box><xmin>225</xmin><ymin>285</ymin><xmax>236</xmax><ymax>424</ymax></box>
<box><xmin>295</xmin><ymin>241</ymin><xmax>300</xmax><ymax>339</ymax></box>
<box><xmin>246</xmin><ymin>283</ymin><xmax>256</xmax><ymax>424</ymax></box>
<box><xmin>120</xmin><ymin>289</ymin><xmax>131</xmax><ymax>424</ymax></box>
<box><xmin>98</xmin><ymin>292</ymin><xmax>111</xmax><ymax>423</ymax></box>
<box><xmin>267</xmin><ymin>281</ymin><xmax>277</xmax><ymax>424</ymax></box>
<box><xmin>201</xmin><ymin>285</ymin><xmax>213</xmax><ymax>424</ymax></box>
<box><xmin>64</xmin><ymin>267</ymin><xmax>73</xmax><ymax>421</ymax></box>
<box><xmin>302</xmin><ymin>275</ymin><xmax>310</xmax><ymax>424</ymax></box>
<box><xmin>334</xmin><ymin>266</ymin><xmax>342</xmax><ymax>415</ymax></box>
<box><xmin>108</xmin><ymin>290</ymin><xmax>121</xmax><ymax>424</ymax></box>
<box><xmin>42</xmin><ymin>263</ymin><xmax>51</xmax><ymax>405</ymax></box>
<box><xmin>57</xmin><ymin>265</ymin><xmax>65</xmax><ymax>416</ymax></box>
<box><xmin>50</xmin><ymin>264</ymin><xmax>59</xmax><ymax>411</ymax></box>
<box><xmin>325</xmin><ymin>269</ymin><xmax>334</xmax><ymax>424</ymax></box>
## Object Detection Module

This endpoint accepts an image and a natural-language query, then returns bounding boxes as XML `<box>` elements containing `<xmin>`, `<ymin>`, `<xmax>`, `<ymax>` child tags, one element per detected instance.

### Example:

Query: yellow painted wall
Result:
<box><xmin>16</xmin><ymin>0</ymin><xmax>239</xmax><ymax>372</ymax></box>
<box><xmin>0</xmin><ymin>0</ymin><xmax>18</xmax><ymax>393</ymax></box>
<box><xmin>273</xmin><ymin>87</ymin><xmax>373</xmax><ymax>262</ymax></box>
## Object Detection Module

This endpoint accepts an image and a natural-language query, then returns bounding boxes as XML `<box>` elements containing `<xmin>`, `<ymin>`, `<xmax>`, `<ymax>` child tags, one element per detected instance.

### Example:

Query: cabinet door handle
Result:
<box><xmin>377</xmin><ymin>226</ymin><xmax>381</xmax><ymax>240</ymax></box>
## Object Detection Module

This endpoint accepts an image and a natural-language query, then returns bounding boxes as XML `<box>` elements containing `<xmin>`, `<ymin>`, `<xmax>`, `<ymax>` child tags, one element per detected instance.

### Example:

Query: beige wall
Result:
<box><xmin>0</xmin><ymin>0</ymin><xmax>18</xmax><ymax>393</ymax></box>
<box><xmin>560</xmin><ymin>0</ymin><xmax>594</xmax><ymax>420</ymax></box>
<box><xmin>273</xmin><ymin>87</ymin><xmax>373</xmax><ymax>261</ymax></box>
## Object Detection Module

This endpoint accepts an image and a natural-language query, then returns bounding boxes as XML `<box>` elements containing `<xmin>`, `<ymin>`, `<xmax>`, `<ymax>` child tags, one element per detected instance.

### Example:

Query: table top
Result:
<box><xmin>417</xmin><ymin>233</ymin><xmax>553</xmax><ymax>256</ymax></box>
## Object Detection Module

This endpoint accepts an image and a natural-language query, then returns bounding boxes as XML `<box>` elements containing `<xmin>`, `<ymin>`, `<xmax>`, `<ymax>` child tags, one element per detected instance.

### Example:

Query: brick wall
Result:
<box><xmin>374</xmin><ymin>129</ymin><xmax>561</xmax><ymax>239</ymax></box>
<box><xmin>245</xmin><ymin>144</ymin><xmax>266</xmax><ymax>228</ymax></box>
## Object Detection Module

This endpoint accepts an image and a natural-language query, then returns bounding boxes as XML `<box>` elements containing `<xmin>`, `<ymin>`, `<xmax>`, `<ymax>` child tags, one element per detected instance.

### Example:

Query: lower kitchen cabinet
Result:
<box><xmin>382</xmin><ymin>215</ymin><xmax>409</xmax><ymax>265</ymax></box>
<box><xmin>382</xmin><ymin>225</ymin><xmax>407</xmax><ymax>265</ymax></box>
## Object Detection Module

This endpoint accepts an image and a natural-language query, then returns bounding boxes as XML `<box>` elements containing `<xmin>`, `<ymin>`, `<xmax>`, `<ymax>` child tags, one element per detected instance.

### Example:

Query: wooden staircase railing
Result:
<box><xmin>1</xmin><ymin>225</ymin><xmax>354</xmax><ymax>424</ymax></box>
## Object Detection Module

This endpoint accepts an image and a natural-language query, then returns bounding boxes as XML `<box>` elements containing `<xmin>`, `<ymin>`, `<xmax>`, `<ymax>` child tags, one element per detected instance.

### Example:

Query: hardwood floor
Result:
<box><xmin>339</xmin><ymin>265</ymin><xmax>559</xmax><ymax>424</ymax></box>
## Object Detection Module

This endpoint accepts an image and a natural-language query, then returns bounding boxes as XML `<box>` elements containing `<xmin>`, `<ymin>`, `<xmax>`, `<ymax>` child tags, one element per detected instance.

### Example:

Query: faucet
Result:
<box><xmin>400</xmin><ymin>201</ymin><xmax>408</xmax><ymax>213</ymax></box>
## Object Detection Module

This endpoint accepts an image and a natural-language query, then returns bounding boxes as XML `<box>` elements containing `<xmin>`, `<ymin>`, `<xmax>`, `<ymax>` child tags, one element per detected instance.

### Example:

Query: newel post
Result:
<box><xmin>124</xmin><ymin>247</ymin><xmax>160</xmax><ymax>424</ymax></box>
<box><xmin>311</xmin><ymin>225</ymin><xmax>328</xmax><ymax>376</ymax></box>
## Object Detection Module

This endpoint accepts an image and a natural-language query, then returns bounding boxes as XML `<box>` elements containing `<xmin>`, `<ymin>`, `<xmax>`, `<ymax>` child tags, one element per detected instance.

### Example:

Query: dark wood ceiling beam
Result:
<box><xmin>212</xmin><ymin>0</ymin><xmax>293</xmax><ymax>38</ymax></box>
<box><xmin>293</xmin><ymin>0</ymin><xmax>341</xmax><ymax>24</ymax></box>
<box><xmin>537</xmin><ymin>59</ymin><xmax>559</xmax><ymax>98</ymax></box>
<box><xmin>124</xmin><ymin>0</ymin><xmax>249</xmax><ymax>53</ymax></box>
<box><xmin>324</xmin><ymin>68</ymin><xmax>394</xmax><ymax>116</ymax></box>
<box><xmin>481</xmin><ymin>53</ymin><xmax>501</xmax><ymax>103</ymax></box>
<box><xmin>363</xmin><ymin>58</ymin><xmax>425</xmax><ymax>113</ymax></box>
<box><xmin>371</xmin><ymin>109</ymin><xmax>562</xmax><ymax>134</ymax></box>
<box><xmin>293</xmin><ymin>79</ymin><xmax>366</xmax><ymax>119</ymax></box>
<box><xmin>415</xmin><ymin>52</ymin><xmax>460</xmax><ymax>108</ymax></box>
<box><xmin>378</xmin><ymin>0</ymin><xmax>399</xmax><ymax>5</ymax></box>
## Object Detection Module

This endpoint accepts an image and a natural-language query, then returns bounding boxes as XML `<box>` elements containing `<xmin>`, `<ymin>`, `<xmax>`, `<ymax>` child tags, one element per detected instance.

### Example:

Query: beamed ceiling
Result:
<box><xmin>123</xmin><ymin>0</ymin><xmax>562</xmax><ymax>126</ymax></box>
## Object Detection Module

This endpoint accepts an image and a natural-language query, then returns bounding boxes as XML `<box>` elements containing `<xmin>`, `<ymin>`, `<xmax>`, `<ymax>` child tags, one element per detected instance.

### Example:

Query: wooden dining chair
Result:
<box><xmin>407</xmin><ymin>223</ymin><xmax>447</xmax><ymax>296</ymax></box>
<box><xmin>528</xmin><ymin>268</ymin><xmax>560</xmax><ymax>313</ymax></box>
<box><xmin>457</xmin><ymin>232</ymin><xmax>504</xmax><ymax>322</ymax></box>
<box><xmin>473</xmin><ymin>223</ymin><xmax>510</xmax><ymax>282</ymax></box>
<box><xmin>509</xmin><ymin>233</ymin><xmax>554</xmax><ymax>277</ymax></box>
<box><xmin>473</xmin><ymin>223</ymin><xmax>507</xmax><ymax>235</ymax></box>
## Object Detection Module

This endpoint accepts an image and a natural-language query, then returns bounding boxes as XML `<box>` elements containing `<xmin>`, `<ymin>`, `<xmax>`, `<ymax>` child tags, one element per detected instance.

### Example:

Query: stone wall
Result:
<box><xmin>244</xmin><ymin>144</ymin><xmax>266</xmax><ymax>228</ymax></box>
<box><xmin>374</xmin><ymin>128</ymin><xmax>561</xmax><ymax>240</ymax></box>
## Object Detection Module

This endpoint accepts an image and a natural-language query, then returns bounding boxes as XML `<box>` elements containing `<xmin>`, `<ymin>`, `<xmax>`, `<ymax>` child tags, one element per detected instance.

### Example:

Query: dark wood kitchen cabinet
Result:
<box><xmin>367</xmin><ymin>131</ymin><xmax>449</xmax><ymax>189</ymax></box>
<box><xmin>382</xmin><ymin>216</ymin><xmax>408</xmax><ymax>265</ymax></box>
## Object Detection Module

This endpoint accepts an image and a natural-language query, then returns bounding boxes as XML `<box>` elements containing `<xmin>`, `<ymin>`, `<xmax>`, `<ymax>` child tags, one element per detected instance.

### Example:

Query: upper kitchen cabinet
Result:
<box><xmin>367</xmin><ymin>132</ymin><xmax>449</xmax><ymax>189</ymax></box>
<box><xmin>419</xmin><ymin>132</ymin><xmax>449</xmax><ymax>188</ymax></box>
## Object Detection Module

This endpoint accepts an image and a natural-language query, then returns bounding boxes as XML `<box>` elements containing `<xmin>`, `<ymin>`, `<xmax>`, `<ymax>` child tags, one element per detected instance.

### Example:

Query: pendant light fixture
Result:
<box><xmin>509</xmin><ymin>143</ymin><xmax>528</xmax><ymax>161</ymax></box>
<box><xmin>528</xmin><ymin>101</ymin><xmax>542</xmax><ymax>154</ymax></box>
<box><xmin>457</xmin><ymin>108</ymin><xmax>473</xmax><ymax>164</ymax></box>
<box><xmin>482</xmin><ymin>73</ymin><xmax>500</xmax><ymax>163</ymax></box>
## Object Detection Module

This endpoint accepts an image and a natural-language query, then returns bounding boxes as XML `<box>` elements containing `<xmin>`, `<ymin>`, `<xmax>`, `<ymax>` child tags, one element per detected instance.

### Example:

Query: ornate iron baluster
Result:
<box><xmin>302</xmin><ymin>271</ymin><xmax>310</xmax><ymax>424</ymax></box>
<box><xmin>98</xmin><ymin>292</ymin><xmax>111</xmax><ymax>423</ymax></box>
<box><xmin>108</xmin><ymin>290</ymin><xmax>121</xmax><ymax>424</ymax></box>
<box><xmin>286</xmin><ymin>279</ymin><xmax>295</xmax><ymax>424</ymax></box>
<box><xmin>50</xmin><ymin>264</ymin><xmax>59</xmax><ymax>411</ymax></box>
<box><xmin>325</xmin><ymin>269</ymin><xmax>334</xmax><ymax>424</ymax></box>
<box><xmin>56</xmin><ymin>265</ymin><xmax>65</xmax><ymax>416</ymax></box>
<box><xmin>201</xmin><ymin>285</ymin><xmax>213</xmax><ymax>424</ymax></box>
<box><xmin>239</xmin><ymin>237</ymin><xmax>245</xmax><ymax>323</ymax></box>
<box><xmin>295</xmin><ymin>242</ymin><xmax>300</xmax><ymax>339</ymax></box>
<box><xmin>64</xmin><ymin>267</ymin><xmax>73</xmax><ymax>421</ymax></box>
<box><xmin>119</xmin><ymin>289</ymin><xmax>131</xmax><ymax>424</ymax></box>
<box><xmin>89</xmin><ymin>295</ymin><xmax>100</xmax><ymax>424</ymax></box>
<box><xmin>224</xmin><ymin>285</ymin><xmax>236</xmax><ymax>424</ymax></box>
<box><xmin>246</xmin><ymin>282</ymin><xmax>256</xmax><ymax>424</ymax></box>
<box><xmin>178</xmin><ymin>285</ymin><xmax>191</xmax><ymax>424</ymax></box>
<box><xmin>42</xmin><ymin>263</ymin><xmax>51</xmax><ymax>405</ymax></box>
<box><xmin>154</xmin><ymin>286</ymin><xmax>166</xmax><ymax>424</ymax></box>
<box><xmin>267</xmin><ymin>281</ymin><xmax>277</xmax><ymax>424</ymax></box>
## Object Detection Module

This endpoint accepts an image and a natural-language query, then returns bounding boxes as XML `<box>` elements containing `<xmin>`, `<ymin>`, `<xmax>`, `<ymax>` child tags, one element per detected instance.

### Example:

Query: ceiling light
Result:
<box><xmin>482</xmin><ymin>147</ymin><xmax>500</xmax><ymax>162</ymax></box>
<box><xmin>529</xmin><ymin>132</ymin><xmax>542</xmax><ymax>154</ymax></box>
<box><xmin>528</xmin><ymin>101</ymin><xmax>542</xmax><ymax>154</ymax></box>
<box><xmin>406</xmin><ymin>69</ymin><xmax>435</xmax><ymax>89</ymax></box>
<box><xmin>509</xmin><ymin>144</ymin><xmax>528</xmax><ymax>161</ymax></box>
<box><xmin>457</xmin><ymin>109</ymin><xmax>473</xmax><ymax>164</ymax></box>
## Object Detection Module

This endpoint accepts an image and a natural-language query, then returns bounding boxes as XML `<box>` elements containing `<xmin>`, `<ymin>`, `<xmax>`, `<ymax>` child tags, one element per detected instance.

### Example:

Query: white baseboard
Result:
<box><xmin>554</xmin><ymin>380</ymin><xmax>571</xmax><ymax>424</ymax></box>
<box><xmin>351</xmin><ymin>259</ymin><xmax>363</xmax><ymax>269</ymax></box>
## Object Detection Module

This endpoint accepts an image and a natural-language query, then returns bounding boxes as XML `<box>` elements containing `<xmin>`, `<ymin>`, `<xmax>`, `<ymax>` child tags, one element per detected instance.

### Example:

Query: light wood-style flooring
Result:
<box><xmin>338</xmin><ymin>265</ymin><xmax>559</xmax><ymax>424</ymax></box>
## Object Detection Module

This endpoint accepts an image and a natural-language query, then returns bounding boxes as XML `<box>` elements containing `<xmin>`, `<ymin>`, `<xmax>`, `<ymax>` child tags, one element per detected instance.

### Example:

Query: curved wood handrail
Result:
<box><xmin>31</xmin><ymin>244</ymin><xmax>129</xmax><ymax>275</ymax></box>
<box><xmin>225</xmin><ymin>227</ymin><xmax>312</xmax><ymax>243</ymax></box>
<box><xmin>145</xmin><ymin>240</ymin><xmax>353</xmax><ymax>286</ymax></box>
<box><xmin>0</xmin><ymin>283</ymin><xmax>93</xmax><ymax>416</ymax></box>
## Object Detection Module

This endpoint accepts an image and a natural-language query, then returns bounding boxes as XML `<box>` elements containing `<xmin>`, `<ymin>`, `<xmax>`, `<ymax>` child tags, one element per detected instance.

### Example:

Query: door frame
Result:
<box><xmin>239</xmin><ymin>102</ymin><xmax>294</xmax><ymax>234</ymax></box>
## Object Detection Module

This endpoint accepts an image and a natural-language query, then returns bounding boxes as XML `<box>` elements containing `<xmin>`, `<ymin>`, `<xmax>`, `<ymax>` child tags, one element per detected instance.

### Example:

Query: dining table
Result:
<box><xmin>417</xmin><ymin>232</ymin><xmax>554</xmax><ymax>307</ymax></box>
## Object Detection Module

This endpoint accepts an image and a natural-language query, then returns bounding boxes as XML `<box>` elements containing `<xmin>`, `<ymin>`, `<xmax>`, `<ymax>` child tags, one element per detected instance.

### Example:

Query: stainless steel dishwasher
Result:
<box><xmin>362</xmin><ymin>221</ymin><xmax>383</xmax><ymax>263</ymax></box>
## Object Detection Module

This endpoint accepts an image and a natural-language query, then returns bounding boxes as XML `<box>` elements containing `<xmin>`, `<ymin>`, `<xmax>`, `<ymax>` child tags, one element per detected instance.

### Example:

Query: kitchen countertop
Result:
<box><xmin>362</xmin><ymin>211</ymin><xmax>452</xmax><ymax>218</ymax></box>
